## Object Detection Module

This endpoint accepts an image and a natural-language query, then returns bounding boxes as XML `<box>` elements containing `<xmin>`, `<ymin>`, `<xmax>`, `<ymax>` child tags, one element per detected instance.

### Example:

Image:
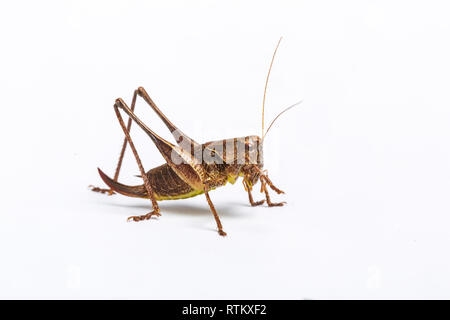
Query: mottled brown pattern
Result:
<box><xmin>93</xmin><ymin>83</ymin><xmax>286</xmax><ymax>236</ymax></box>
<box><xmin>147</xmin><ymin>164</ymin><xmax>194</xmax><ymax>198</ymax></box>
<box><xmin>99</xmin><ymin>164</ymin><xmax>195</xmax><ymax>200</ymax></box>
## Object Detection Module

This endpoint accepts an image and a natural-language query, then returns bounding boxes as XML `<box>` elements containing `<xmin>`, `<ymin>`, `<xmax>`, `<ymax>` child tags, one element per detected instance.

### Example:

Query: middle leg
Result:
<box><xmin>204</xmin><ymin>184</ymin><xmax>227</xmax><ymax>236</ymax></box>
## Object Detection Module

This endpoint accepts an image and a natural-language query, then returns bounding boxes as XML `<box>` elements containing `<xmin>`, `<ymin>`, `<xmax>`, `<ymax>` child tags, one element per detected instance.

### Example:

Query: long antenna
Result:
<box><xmin>262</xmin><ymin>100</ymin><xmax>303</xmax><ymax>141</ymax></box>
<box><xmin>262</xmin><ymin>37</ymin><xmax>283</xmax><ymax>139</ymax></box>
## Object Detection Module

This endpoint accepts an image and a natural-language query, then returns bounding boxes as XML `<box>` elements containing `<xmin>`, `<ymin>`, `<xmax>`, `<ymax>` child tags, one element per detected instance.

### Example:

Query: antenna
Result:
<box><xmin>262</xmin><ymin>37</ymin><xmax>283</xmax><ymax>139</ymax></box>
<box><xmin>262</xmin><ymin>100</ymin><xmax>303</xmax><ymax>141</ymax></box>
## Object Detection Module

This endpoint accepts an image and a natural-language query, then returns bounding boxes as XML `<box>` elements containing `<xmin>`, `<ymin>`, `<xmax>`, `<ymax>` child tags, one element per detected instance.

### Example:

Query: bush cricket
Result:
<box><xmin>90</xmin><ymin>38</ymin><xmax>300</xmax><ymax>236</ymax></box>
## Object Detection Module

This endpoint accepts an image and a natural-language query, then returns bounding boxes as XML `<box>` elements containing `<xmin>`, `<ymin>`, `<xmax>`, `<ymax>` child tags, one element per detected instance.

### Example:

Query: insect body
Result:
<box><xmin>91</xmin><ymin>39</ymin><xmax>297</xmax><ymax>236</ymax></box>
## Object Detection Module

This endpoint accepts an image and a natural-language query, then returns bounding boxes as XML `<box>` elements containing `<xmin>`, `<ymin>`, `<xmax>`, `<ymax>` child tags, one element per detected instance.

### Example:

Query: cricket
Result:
<box><xmin>90</xmin><ymin>38</ymin><xmax>300</xmax><ymax>236</ymax></box>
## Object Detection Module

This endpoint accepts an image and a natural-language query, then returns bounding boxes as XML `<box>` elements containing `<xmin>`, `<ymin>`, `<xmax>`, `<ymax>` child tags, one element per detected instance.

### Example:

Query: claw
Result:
<box><xmin>267</xmin><ymin>201</ymin><xmax>286</xmax><ymax>207</ymax></box>
<box><xmin>89</xmin><ymin>185</ymin><xmax>115</xmax><ymax>195</ymax></box>
<box><xmin>251</xmin><ymin>200</ymin><xmax>265</xmax><ymax>207</ymax></box>
<box><xmin>127</xmin><ymin>210</ymin><xmax>161</xmax><ymax>222</ymax></box>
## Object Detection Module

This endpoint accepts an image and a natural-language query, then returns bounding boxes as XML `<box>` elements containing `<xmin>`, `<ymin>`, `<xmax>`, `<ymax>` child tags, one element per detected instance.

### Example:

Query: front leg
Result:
<box><xmin>261</xmin><ymin>174</ymin><xmax>285</xmax><ymax>195</ymax></box>
<box><xmin>260</xmin><ymin>177</ymin><xmax>286</xmax><ymax>207</ymax></box>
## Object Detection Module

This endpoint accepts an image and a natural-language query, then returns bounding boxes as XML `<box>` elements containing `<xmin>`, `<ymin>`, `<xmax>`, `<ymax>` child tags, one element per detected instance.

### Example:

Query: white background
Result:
<box><xmin>1</xmin><ymin>0</ymin><xmax>450</xmax><ymax>299</ymax></box>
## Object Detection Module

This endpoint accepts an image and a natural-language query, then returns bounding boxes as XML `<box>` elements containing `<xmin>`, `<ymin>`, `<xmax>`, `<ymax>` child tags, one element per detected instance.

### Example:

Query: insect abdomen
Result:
<box><xmin>98</xmin><ymin>164</ymin><xmax>204</xmax><ymax>201</ymax></box>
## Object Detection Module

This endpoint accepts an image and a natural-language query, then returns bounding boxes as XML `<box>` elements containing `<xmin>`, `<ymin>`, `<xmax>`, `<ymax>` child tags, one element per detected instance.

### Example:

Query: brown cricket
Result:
<box><xmin>90</xmin><ymin>38</ymin><xmax>299</xmax><ymax>236</ymax></box>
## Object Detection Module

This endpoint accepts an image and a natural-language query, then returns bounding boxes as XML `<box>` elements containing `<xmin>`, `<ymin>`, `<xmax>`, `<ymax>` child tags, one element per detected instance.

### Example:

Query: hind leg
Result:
<box><xmin>89</xmin><ymin>185</ymin><xmax>115</xmax><ymax>195</ymax></box>
<box><xmin>92</xmin><ymin>86</ymin><xmax>203</xmax><ymax>196</ymax></box>
<box><xmin>113</xmin><ymin>101</ymin><xmax>161</xmax><ymax>221</ymax></box>
<box><xmin>90</xmin><ymin>89</ymin><xmax>141</xmax><ymax>195</ymax></box>
<box><xmin>127</xmin><ymin>211</ymin><xmax>161</xmax><ymax>222</ymax></box>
